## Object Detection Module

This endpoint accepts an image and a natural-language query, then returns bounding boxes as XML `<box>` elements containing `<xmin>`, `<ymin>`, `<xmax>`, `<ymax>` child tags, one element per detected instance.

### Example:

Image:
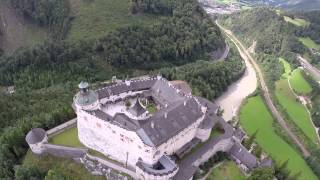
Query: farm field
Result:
<box><xmin>283</xmin><ymin>16</ymin><xmax>309</xmax><ymax>27</ymax></box>
<box><xmin>67</xmin><ymin>0</ymin><xmax>160</xmax><ymax>41</ymax></box>
<box><xmin>299</xmin><ymin>37</ymin><xmax>320</xmax><ymax>51</ymax></box>
<box><xmin>207</xmin><ymin>161</ymin><xmax>245</xmax><ymax>180</ymax></box>
<box><xmin>239</xmin><ymin>95</ymin><xmax>317</xmax><ymax>180</ymax></box>
<box><xmin>289</xmin><ymin>69</ymin><xmax>312</xmax><ymax>94</ymax></box>
<box><xmin>277</xmin><ymin>59</ymin><xmax>317</xmax><ymax>143</ymax></box>
<box><xmin>275</xmin><ymin>79</ymin><xmax>317</xmax><ymax>143</ymax></box>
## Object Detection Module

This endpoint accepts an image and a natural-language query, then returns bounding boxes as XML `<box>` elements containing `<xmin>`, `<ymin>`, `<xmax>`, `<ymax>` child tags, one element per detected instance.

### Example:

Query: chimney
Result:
<box><xmin>151</xmin><ymin>121</ymin><xmax>155</xmax><ymax>129</ymax></box>
<box><xmin>164</xmin><ymin>112</ymin><xmax>168</xmax><ymax>119</ymax></box>
<box><xmin>184</xmin><ymin>100</ymin><xmax>187</xmax><ymax>106</ymax></box>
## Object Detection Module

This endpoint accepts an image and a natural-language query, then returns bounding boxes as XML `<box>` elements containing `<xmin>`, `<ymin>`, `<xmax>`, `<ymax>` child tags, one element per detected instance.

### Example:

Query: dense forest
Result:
<box><xmin>0</xmin><ymin>0</ymin><xmax>244</xmax><ymax>179</ymax></box>
<box><xmin>160</xmin><ymin>45</ymin><xmax>245</xmax><ymax>100</ymax></box>
<box><xmin>296</xmin><ymin>11</ymin><xmax>320</xmax><ymax>44</ymax></box>
<box><xmin>131</xmin><ymin>0</ymin><xmax>174</xmax><ymax>15</ymax></box>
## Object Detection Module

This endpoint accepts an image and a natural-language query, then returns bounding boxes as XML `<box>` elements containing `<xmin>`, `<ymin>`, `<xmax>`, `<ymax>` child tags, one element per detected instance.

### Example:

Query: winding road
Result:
<box><xmin>216</xmin><ymin>21</ymin><xmax>311</xmax><ymax>157</ymax></box>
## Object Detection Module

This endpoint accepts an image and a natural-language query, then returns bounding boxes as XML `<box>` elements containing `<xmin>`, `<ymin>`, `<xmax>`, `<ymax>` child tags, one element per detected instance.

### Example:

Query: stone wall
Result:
<box><xmin>43</xmin><ymin>144</ymin><xmax>88</xmax><ymax>159</ymax></box>
<box><xmin>46</xmin><ymin>118</ymin><xmax>77</xmax><ymax>138</ymax></box>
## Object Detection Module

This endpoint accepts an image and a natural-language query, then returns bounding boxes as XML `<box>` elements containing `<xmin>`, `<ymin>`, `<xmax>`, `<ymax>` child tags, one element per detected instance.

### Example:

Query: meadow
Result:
<box><xmin>289</xmin><ymin>69</ymin><xmax>312</xmax><ymax>94</ymax></box>
<box><xmin>277</xmin><ymin>59</ymin><xmax>317</xmax><ymax>143</ymax></box>
<box><xmin>299</xmin><ymin>37</ymin><xmax>320</xmax><ymax>51</ymax></box>
<box><xmin>279</xmin><ymin>57</ymin><xmax>291</xmax><ymax>78</ymax></box>
<box><xmin>67</xmin><ymin>0</ymin><xmax>160</xmax><ymax>41</ymax></box>
<box><xmin>207</xmin><ymin>161</ymin><xmax>245</xmax><ymax>180</ymax></box>
<box><xmin>283</xmin><ymin>16</ymin><xmax>309</xmax><ymax>27</ymax></box>
<box><xmin>239</xmin><ymin>95</ymin><xmax>317</xmax><ymax>180</ymax></box>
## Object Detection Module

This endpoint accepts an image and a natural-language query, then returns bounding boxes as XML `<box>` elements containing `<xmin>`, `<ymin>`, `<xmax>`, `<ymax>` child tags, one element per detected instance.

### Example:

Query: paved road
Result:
<box><xmin>298</xmin><ymin>55</ymin><xmax>320</xmax><ymax>82</ymax></box>
<box><xmin>216</xmin><ymin>21</ymin><xmax>311</xmax><ymax>157</ymax></box>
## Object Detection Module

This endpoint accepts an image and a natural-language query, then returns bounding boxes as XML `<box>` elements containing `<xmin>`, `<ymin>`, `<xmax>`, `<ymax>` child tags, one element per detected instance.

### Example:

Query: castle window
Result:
<box><xmin>112</xmin><ymin>130</ymin><xmax>116</xmax><ymax>134</ymax></box>
<box><xmin>96</xmin><ymin>123</ymin><xmax>101</xmax><ymax>128</ymax></box>
<box><xmin>138</xmin><ymin>145</ymin><xmax>142</xmax><ymax>149</ymax></box>
<box><xmin>145</xmin><ymin>150</ymin><xmax>149</xmax><ymax>153</ymax></box>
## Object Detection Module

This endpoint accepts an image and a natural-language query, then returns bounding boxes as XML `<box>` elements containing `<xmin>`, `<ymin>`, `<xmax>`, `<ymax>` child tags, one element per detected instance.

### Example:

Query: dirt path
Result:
<box><xmin>216</xmin><ymin>21</ymin><xmax>311</xmax><ymax>157</ymax></box>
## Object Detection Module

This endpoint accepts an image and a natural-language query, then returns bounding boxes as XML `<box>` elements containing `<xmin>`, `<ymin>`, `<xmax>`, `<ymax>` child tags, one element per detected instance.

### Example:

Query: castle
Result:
<box><xmin>26</xmin><ymin>75</ymin><xmax>269</xmax><ymax>180</ymax></box>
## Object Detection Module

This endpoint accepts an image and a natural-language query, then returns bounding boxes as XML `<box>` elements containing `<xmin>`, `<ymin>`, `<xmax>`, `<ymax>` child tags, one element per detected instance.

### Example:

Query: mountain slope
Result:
<box><xmin>0</xmin><ymin>0</ymin><xmax>47</xmax><ymax>55</ymax></box>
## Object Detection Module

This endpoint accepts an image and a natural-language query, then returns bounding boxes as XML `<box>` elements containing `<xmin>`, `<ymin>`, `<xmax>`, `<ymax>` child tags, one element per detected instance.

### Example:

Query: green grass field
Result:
<box><xmin>289</xmin><ymin>69</ymin><xmax>312</xmax><ymax>94</ymax></box>
<box><xmin>239</xmin><ymin>96</ymin><xmax>317</xmax><ymax>180</ymax></box>
<box><xmin>279</xmin><ymin>58</ymin><xmax>292</xmax><ymax>78</ymax></box>
<box><xmin>299</xmin><ymin>37</ymin><xmax>320</xmax><ymax>51</ymax></box>
<box><xmin>67</xmin><ymin>0</ymin><xmax>160</xmax><ymax>41</ymax></box>
<box><xmin>284</xmin><ymin>16</ymin><xmax>309</xmax><ymax>27</ymax></box>
<box><xmin>275</xmin><ymin>79</ymin><xmax>317</xmax><ymax>143</ymax></box>
<box><xmin>23</xmin><ymin>150</ymin><xmax>105</xmax><ymax>180</ymax></box>
<box><xmin>207</xmin><ymin>161</ymin><xmax>245</xmax><ymax>180</ymax></box>
<box><xmin>49</xmin><ymin>127</ymin><xmax>85</xmax><ymax>147</ymax></box>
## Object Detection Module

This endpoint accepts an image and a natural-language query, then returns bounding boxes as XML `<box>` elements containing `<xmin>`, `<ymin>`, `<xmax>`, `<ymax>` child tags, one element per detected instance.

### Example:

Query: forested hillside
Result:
<box><xmin>0</xmin><ymin>0</ymin><xmax>244</xmax><ymax>179</ymax></box>
<box><xmin>10</xmin><ymin>0</ymin><xmax>71</xmax><ymax>39</ymax></box>
<box><xmin>220</xmin><ymin>8</ymin><xmax>305</xmax><ymax>87</ymax></box>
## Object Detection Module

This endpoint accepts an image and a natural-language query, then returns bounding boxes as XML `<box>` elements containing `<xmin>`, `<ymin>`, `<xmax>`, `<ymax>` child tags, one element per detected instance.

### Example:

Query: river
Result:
<box><xmin>215</xmin><ymin>53</ymin><xmax>258</xmax><ymax>121</ymax></box>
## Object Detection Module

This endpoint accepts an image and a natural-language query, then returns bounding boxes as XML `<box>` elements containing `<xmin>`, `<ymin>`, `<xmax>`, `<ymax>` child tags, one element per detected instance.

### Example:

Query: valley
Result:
<box><xmin>0</xmin><ymin>0</ymin><xmax>320</xmax><ymax>179</ymax></box>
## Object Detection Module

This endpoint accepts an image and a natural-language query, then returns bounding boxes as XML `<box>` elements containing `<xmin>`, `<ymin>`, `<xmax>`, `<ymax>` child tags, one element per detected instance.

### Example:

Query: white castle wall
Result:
<box><xmin>156</xmin><ymin>115</ymin><xmax>205</xmax><ymax>156</ymax></box>
<box><xmin>77</xmin><ymin>110</ymin><xmax>206</xmax><ymax>168</ymax></box>
<box><xmin>78</xmin><ymin>111</ymin><xmax>153</xmax><ymax>167</ymax></box>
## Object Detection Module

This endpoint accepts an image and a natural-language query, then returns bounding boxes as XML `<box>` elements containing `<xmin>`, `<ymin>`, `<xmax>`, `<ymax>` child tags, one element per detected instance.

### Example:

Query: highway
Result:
<box><xmin>216</xmin><ymin>21</ymin><xmax>311</xmax><ymax>157</ymax></box>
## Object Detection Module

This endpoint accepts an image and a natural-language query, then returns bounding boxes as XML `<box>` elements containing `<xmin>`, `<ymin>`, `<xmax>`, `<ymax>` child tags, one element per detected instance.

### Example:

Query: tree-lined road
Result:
<box><xmin>216</xmin><ymin>21</ymin><xmax>311</xmax><ymax>157</ymax></box>
<box><xmin>298</xmin><ymin>55</ymin><xmax>320</xmax><ymax>82</ymax></box>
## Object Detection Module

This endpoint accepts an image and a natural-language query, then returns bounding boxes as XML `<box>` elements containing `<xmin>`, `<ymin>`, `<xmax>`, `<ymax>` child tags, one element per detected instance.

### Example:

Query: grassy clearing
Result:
<box><xmin>279</xmin><ymin>58</ymin><xmax>292</xmax><ymax>78</ymax></box>
<box><xmin>275</xmin><ymin>79</ymin><xmax>317</xmax><ymax>143</ymax></box>
<box><xmin>23</xmin><ymin>150</ymin><xmax>105</xmax><ymax>180</ymax></box>
<box><xmin>239</xmin><ymin>95</ymin><xmax>317</xmax><ymax>180</ymax></box>
<box><xmin>299</xmin><ymin>37</ymin><xmax>320</xmax><ymax>51</ymax></box>
<box><xmin>67</xmin><ymin>0</ymin><xmax>160</xmax><ymax>41</ymax></box>
<box><xmin>284</xmin><ymin>16</ymin><xmax>309</xmax><ymax>27</ymax></box>
<box><xmin>289</xmin><ymin>69</ymin><xmax>312</xmax><ymax>94</ymax></box>
<box><xmin>49</xmin><ymin>126</ymin><xmax>84</xmax><ymax>148</ymax></box>
<box><xmin>207</xmin><ymin>161</ymin><xmax>245</xmax><ymax>180</ymax></box>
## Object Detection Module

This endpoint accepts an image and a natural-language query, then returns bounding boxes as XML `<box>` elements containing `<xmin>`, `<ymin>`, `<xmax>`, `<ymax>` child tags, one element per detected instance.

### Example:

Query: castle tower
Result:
<box><xmin>74</xmin><ymin>81</ymin><xmax>99</xmax><ymax>111</ymax></box>
<box><xmin>25</xmin><ymin>128</ymin><xmax>47</xmax><ymax>155</ymax></box>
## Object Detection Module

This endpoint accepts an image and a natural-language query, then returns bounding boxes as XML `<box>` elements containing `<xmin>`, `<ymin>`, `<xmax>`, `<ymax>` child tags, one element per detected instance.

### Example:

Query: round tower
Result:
<box><xmin>25</xmin><ymin>128</ymin><xmax>47</xmax><ymax>155</ymax></box>
<box><xmin>74</xmin><ymin>81</ymin><xmax>99</xmax><ymax>111</ymax></box>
